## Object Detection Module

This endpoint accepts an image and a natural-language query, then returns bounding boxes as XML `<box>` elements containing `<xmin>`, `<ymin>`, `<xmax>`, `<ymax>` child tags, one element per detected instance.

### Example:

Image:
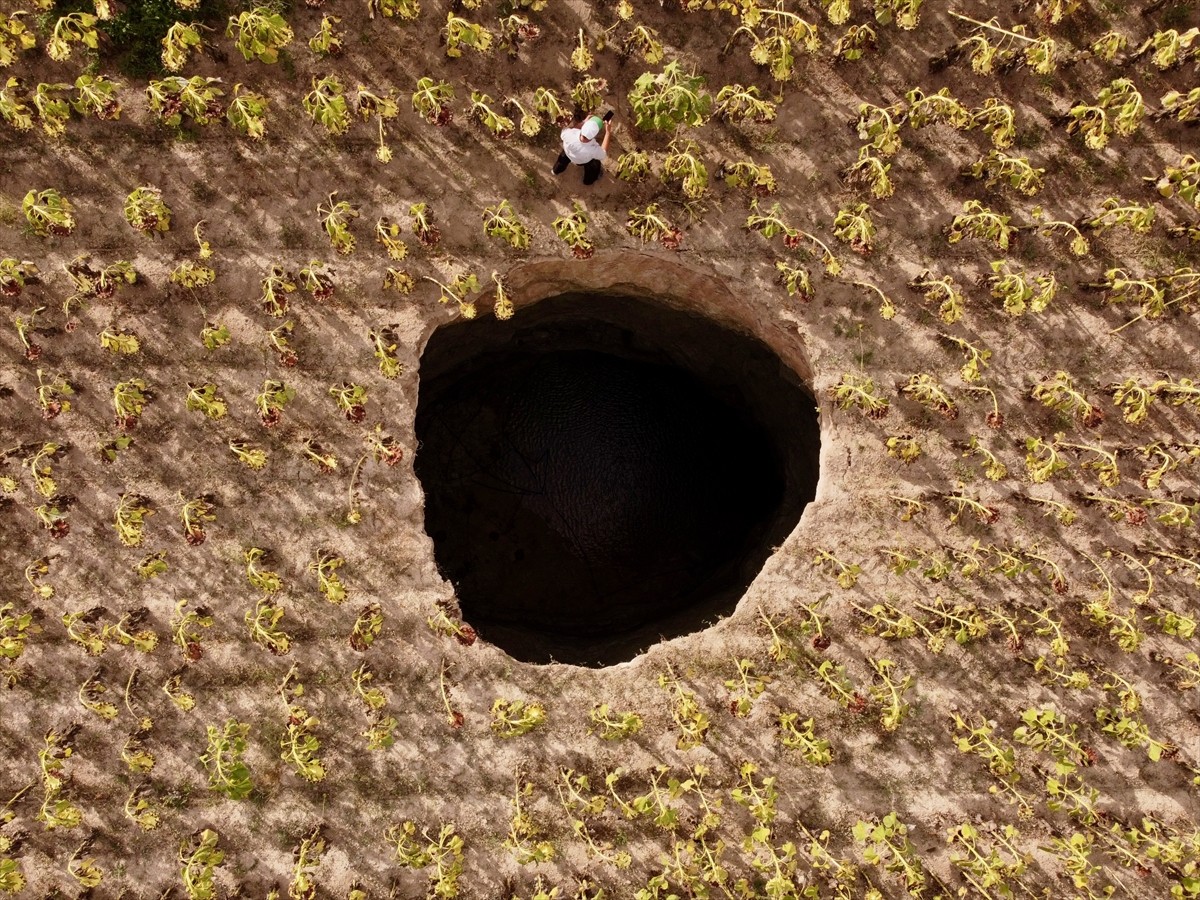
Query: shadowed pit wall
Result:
<box><xmin>415</xmin><ymin>293</ymin><xmax>820</xmax><ymax>666</ymax></box>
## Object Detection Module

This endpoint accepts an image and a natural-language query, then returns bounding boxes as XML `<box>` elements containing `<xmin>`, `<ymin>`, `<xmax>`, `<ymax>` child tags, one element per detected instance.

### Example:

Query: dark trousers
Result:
<box><xmin>553</xmin><ymin>153</ymin><xmax>602</xmax><ymax>185</ymax></box>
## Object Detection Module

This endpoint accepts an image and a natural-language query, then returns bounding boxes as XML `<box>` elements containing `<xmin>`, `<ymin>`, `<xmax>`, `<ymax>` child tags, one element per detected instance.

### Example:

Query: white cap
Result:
<box><xmin>580</xmin><ymin>117</ymin><xmax>601</xmax><ymax>140</ymax></box>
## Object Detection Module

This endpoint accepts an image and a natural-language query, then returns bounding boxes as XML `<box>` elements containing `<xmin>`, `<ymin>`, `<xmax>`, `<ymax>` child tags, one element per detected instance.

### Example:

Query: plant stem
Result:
<box><xmin>949</xmin><ymin>11</ymin><xmax>1037</xmax><ymax>44</ymax></box>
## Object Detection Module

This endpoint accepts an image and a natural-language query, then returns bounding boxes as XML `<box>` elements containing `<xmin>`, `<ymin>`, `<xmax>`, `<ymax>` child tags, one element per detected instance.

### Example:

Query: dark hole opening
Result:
<box><xmin>414</xmin><ymin>293</ymin><xmax>820</xmax><ymax>666</ymax></box>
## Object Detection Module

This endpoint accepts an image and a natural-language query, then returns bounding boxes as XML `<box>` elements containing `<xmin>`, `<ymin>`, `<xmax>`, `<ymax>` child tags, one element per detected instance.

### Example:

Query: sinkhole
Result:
<box><xmin>415</xmin><ymin>283</ymin><xmax>820</xmax><ymax>666</ymax></box>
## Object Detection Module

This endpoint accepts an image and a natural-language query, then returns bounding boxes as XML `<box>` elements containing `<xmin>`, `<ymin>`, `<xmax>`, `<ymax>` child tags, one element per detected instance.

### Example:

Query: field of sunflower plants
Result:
<box><xmin>1</xmin><ymin>0</ymin><xmax>1199</xmax><ymax>896</ymax></box>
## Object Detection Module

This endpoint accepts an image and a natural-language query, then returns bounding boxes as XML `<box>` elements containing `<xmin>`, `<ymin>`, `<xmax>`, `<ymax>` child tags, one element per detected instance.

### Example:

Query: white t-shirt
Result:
<box><xmin>561</xmin><ymin>127</ymin><xmax>607</xmax><ymax>164</ymax></box>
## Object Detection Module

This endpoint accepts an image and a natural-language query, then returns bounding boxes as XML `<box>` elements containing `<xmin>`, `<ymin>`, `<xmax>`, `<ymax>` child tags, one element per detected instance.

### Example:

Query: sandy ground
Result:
<box><xmin>2</xmin><ymin>0</ymin><xmax>1199</xmax><ymax>896</ymax></box>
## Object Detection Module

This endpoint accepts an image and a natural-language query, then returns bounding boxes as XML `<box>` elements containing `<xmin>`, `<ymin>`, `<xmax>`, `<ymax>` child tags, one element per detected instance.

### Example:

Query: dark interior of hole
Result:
<box><xmin>414</xmin><ymin>293</ymin><xmax>820</xmax><ymax>666</ymax></box>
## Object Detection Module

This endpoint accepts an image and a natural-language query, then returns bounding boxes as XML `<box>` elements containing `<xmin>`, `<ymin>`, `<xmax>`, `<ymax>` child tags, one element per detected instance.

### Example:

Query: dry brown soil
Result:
<box><xmin>1</xmin><ymin>0</ymin><xmax>1199</xmax><ymax>897</ymax></box>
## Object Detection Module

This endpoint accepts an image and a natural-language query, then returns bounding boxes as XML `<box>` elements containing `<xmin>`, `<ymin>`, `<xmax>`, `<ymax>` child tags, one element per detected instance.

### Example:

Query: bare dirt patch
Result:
<box><xmin>2</xmin><ymin>0</ymin><xmax>1199</xmax><ymax>898</ymax></box>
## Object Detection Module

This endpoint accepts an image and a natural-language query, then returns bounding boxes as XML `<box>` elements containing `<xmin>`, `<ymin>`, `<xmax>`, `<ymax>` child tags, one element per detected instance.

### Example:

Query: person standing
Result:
<box><xmin>553</xmin><ymin>112</ymin><xmax>615</xmax><ymax>186</ymax></box>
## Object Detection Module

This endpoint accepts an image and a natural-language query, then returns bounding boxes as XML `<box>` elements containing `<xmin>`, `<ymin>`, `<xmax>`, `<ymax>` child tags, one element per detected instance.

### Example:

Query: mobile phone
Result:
<box><xmin>602</xmin><ymin>110</ymin><xmax>614</xmax><ymax>122</ymax></box>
